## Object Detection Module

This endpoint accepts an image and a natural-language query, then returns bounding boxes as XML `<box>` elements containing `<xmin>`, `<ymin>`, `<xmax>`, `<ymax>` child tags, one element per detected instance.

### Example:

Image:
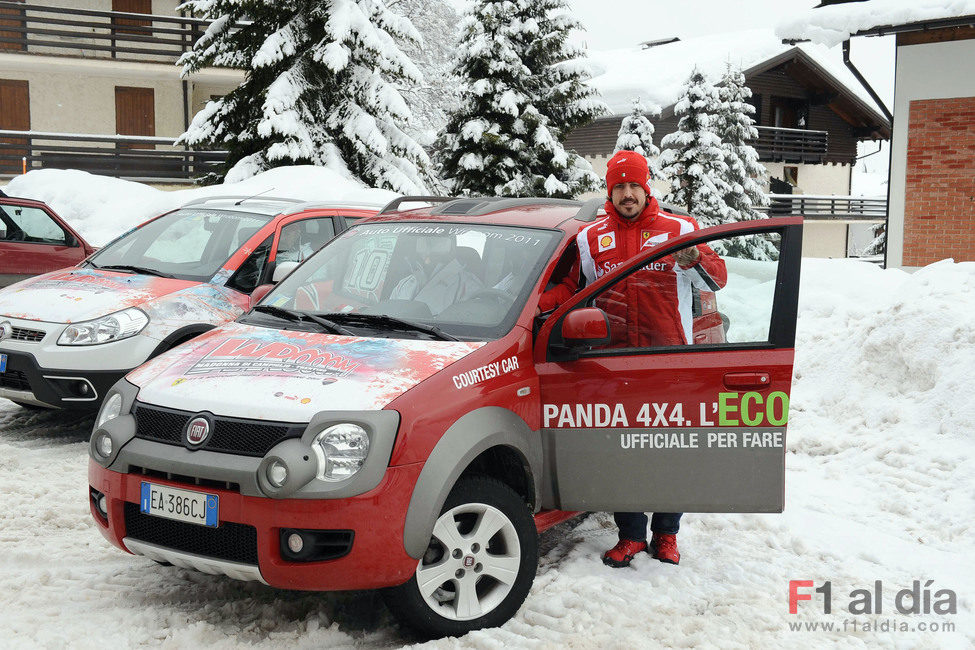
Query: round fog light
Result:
<box><xmin>287</xmin><ymin>532</ymin><xmax>304</xmax><ymax>554</ymax></box>
<box><xmin>267</xmin><ymin>460</ymin><xmax>288</xmax><ymax>487</ymax></box>
<box><xmin>95</xmin><ymin>433</ymin><xmax>113</xmax><ymax>458</ymax></box>
<box><xmin>97</xmin><ymin>495</ymin><xmax>108</xmax><ymax>516</ymax></box>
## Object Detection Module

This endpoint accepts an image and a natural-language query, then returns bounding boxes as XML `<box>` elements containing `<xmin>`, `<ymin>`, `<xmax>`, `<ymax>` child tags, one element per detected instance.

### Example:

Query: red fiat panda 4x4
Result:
<box><xmin>88</xmin><ymin>196</ymin><xmax>801</xmax><ymax>637</ymax></box>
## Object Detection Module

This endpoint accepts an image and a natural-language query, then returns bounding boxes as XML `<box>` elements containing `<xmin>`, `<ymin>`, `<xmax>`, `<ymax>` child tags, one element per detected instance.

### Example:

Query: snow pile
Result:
<box><xmin>777</xmin><ymin>0</ymin><xmax>975</xmax><ymax>48</ymax></box>
<box><xmin>0</xmin><ymin>259</ymin><xmax>973</xmax><ymax>646</ymax></box>
<box><xmin>1</xmin><ymin>166</ymin><xmax>397</xmax><ymax>247</ymax></box>
<box><xmin>587</xmin><ymin>28</ymin><xmax>886</xmax><ymax>118</ymax></box>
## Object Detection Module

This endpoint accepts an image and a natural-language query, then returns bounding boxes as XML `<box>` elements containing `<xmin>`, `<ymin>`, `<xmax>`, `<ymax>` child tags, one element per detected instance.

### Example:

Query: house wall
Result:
<box><xmin>0</xmin><ymin>0</ymin><xmax>245</xmax><ymax>140</ymax></box>
<box><xmin>889</xmin><ymin>37</ymin><xmax>975</xmax><ymax>269</ymax></box>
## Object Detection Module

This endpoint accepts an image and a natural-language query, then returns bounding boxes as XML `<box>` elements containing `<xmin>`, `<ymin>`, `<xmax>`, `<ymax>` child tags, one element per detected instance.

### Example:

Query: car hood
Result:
<box><xmin>0</xmin><ymin>268</ymin><xmax>198</xmax><ymax>323</ymax></box>
<box><xmin>126</xmin><ymin>322</ymin><xmax>486</xmax><ymax>420</ymax></box>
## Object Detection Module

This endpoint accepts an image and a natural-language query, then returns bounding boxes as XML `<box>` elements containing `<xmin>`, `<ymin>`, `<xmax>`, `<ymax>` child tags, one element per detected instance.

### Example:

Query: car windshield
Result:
<box><xmin>87</xmin><ymin>208</ymin><xmax>271</xmax><ymax>281</ymax></box>
<box><xmin>258</xmin><ymin>222</ymin><xmax>561</xmax><ymax>340</ymax></box>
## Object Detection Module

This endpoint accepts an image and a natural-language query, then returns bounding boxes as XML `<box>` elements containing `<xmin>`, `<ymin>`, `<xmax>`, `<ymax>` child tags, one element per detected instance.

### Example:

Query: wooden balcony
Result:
<box><xmin>758</xmin><ymin>193</ymin><xmax>887</xmax><ymax>221</ymax></box>
<box><xmin>0</xmin><ymin>1</ymin><xmax>212</xmax><ymax>64</ymax></box>
<box><xmin>750</xmin><ymin>126</ymin><xmax>829</xmax><ymax>164</ymax></box>
<box><xmin>0</xmin><ymin>130</ymin><xmax>225</xmax><ymax>183</ymax></box>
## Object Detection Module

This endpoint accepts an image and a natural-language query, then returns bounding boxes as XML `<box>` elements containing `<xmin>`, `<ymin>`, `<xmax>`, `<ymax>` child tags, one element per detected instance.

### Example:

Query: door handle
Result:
<box><xmin>724</xmin><ymin>372</ymin><xmax>771</xmax><ymax>389</ymax></box>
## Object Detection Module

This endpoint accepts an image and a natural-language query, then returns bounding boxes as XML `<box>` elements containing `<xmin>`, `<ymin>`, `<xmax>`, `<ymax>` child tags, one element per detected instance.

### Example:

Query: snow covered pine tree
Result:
<box><xmin>386</xmin><ymin>0</ymin><xmax>461</xmax><ymax>146</ymax></box>
<box><xmin>659</xmin><ymin>68</ymin><xmax>730</xmax><ymax>228</ymax></box>
<box><xmin>438</xmin><ymin>0</ymin><xmax>600</xmax><ymax>198</ymax></box>
<box><xmin>176</xmin><ymin>0</ymin><xmax>430</xmax><ymax>193</ymax></box>
<box><xmin>615</xmin><ymin>98</ymin><xmax>661</xmax><ymax>173</ymax></box>
<box><xmin>714</xmin><ymin>64</ymin><xmax>776</xmax><ymax>260</ymax></box>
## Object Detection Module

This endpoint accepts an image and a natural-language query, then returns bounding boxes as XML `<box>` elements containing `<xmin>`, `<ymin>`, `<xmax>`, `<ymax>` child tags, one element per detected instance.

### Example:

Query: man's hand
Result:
<box><xmin>674</xmin><ymin>246</ymin><xmax>700</xmax><ymax>267</ymax></box>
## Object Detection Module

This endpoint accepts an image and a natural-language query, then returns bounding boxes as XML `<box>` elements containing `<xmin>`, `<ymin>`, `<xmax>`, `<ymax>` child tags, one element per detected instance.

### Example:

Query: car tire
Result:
<box><xmin>383</xmin><ymin>475</ymin><xmax>538</xmax><ymax>638</ymax></box>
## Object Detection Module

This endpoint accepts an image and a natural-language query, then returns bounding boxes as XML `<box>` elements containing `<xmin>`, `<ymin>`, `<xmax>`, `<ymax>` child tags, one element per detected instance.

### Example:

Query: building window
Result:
<box><xmin>784</xmin><ymin>166</ymin><xmax>799</xmax><ymax>187</ymax></box>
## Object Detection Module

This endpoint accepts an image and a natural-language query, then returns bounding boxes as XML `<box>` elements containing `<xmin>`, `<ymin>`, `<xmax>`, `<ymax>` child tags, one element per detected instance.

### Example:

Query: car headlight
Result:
<box><xmin>58</xmin><ymin>308</ymin><xmax>149</xmax><ymax>345</ymax></box>
<box><xmin>312</xmin><ymin>423</ymin><xmax>370</xmax><ymax>482</ymax></box>
<box><xmin>96</xmin><ymin>393</ymin><xmax>123</xmax><ymax>429</ymax></box>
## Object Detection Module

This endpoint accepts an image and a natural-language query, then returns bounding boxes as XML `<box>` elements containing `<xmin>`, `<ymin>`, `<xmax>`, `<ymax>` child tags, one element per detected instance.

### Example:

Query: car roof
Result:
<box><xmin>179</xmin><ymin>195</ymin><xmax>383</xmax><ymax>217</ymax></box>
<box><xmin>363</xmin><ymin>196</ymin><xmax>608</xmax><ymax>233</ymax></box>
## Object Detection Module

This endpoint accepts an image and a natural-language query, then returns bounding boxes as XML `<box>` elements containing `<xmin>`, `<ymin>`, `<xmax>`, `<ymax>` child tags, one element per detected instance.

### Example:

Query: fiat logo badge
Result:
<box><xmin>185</xmin><ymin>416</ymin><xmax>211</xmax><ymax>447</ymax></box>
<box><xmin>0</xmin><ymin>322</ymin><xmax>11</xmax><ymax>341</ymax></box>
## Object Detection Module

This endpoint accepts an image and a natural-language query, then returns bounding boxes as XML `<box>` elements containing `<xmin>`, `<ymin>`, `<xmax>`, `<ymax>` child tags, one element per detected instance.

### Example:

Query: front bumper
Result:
<box><xmin>0</xmin><ymin>349</ymin><xmax>127</xmax><ymax>409</ymax></box>
<box><xmin>89</xmin><ymin>458</ymin><xmax>422</xmax><ymax>592</ymax></box>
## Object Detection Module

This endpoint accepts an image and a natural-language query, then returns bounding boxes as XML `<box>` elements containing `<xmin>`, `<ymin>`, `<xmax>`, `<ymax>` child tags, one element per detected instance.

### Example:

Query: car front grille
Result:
<box><xmin>9</xmin><ymin>327</ymin><xmax>45</xmax><ymax>343</ymax></box>
<box><xmin>0</xmin><ymin>369</ymin><xmax>30</xmax><ymax>391</ymax></box>
<box><xmin>124</xmin><ymin>502</ymin><xmax>258</xmax><ymax>565</ymax></box>
<box><xmin>132</xmin><ymin>402</ymin><xmax>305</xmax><ymax>457</ymax></box>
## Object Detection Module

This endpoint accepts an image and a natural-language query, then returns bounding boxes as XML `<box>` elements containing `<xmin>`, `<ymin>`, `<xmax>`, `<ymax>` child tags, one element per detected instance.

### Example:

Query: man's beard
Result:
<box><xmin>615</xmin><ymin>198</ymin><xmax>646</xmax><ymax>219</ymax></box>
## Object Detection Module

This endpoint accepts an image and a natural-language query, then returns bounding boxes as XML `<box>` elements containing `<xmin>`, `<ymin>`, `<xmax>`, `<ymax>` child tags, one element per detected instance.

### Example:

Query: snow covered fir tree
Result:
<box><xmin>526</xmin><ymin>0</ymin><xmax>606</xmax><ymax>136</ymax></box>
<box><xmin>615</xmin><ymin>98</ymin><xmax>661</xmax><ymax>173</ymax></box>
<box><xmin>659</xmin><ymin>68</ymin><xmax>730</xmax><ymax>228</ymax></box>
<box><xmin>437</xmin><ymin>0</ymin><xmax>600</xmax><ymax>198</ymax></box>
<box><xmin>176</xmin><ymin>0</ymin><xmax>431</xmax><ymax>193</ymax></box>
<box><xmin>714</xmin><ymin>64</ymin><xmax>776</xmax><ymax>260</ymax></box>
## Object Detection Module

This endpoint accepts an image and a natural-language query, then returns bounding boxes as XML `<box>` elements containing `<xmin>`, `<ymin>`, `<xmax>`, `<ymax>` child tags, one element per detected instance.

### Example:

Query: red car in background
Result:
<box><xmin>0</xmin><ymin>192</ymin><xmax>96</xmax><ymax>288</ymax></box>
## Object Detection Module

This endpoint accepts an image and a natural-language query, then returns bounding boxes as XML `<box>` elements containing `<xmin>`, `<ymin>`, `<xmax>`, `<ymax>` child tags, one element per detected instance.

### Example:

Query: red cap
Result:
<box><xmin>606</xmin><ymin>150</ymin><xmax>652</xmax><ymax>198</ymax></box>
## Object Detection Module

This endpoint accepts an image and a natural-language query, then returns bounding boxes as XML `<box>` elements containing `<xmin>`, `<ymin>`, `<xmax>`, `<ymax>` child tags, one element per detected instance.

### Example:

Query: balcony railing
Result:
<box><xmin>0</xmin><ymin>1</ymin><xmax>212</xmax><ymax>63</ymax></box>
<box><xmin>758</xmin><ymin>194</ymin><xmax>887</xmax><ymax>221</ymax></box>
<box><xmin>750</xmin><ymin>126</ymin><xmax>828</xmax><ymax>164</ymax></box>
<box><xmin>0</xmin><ymin>130</ymin><xmax>225</xmax><ymax>183</ymax></box>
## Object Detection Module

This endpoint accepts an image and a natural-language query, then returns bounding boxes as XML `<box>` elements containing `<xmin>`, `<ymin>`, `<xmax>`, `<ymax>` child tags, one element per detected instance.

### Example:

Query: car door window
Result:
<box><xmin>277</xmin><ymin>218</ymin><xmax>335</xmax><ymax>263</ymax></box>
<box><xmin>226</xmin><ymin>235</ymin><xmax>273</xmax><ymax>294</ymax></box>
<box><xmin>3</xmin><ymin>206</ymin><xmax>68</xmax><ymax>244</ymax></box>
<box><xmin>585</xmin><ymin>231</ymin><xmax>782</xmax><ymax>352</ymax></box>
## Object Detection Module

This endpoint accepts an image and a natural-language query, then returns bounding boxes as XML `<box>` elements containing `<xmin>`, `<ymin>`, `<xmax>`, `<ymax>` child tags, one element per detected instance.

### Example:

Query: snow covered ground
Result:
<box><xmin>1</xmin><ymin>174</ymin><xmax>973</xmax><ymax>647</ymax></box>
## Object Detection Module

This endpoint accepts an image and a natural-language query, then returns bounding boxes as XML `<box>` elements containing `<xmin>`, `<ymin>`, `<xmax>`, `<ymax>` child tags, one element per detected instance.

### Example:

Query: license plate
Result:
<box><xmin>0</xmin><ymin>354</ymin><xmax>6</xmax><ymax>372</ymax></box>
<box><xmin>140</xmin><ymin>482</ymin><xmax>218</xmax><ymax>527</ymax></box>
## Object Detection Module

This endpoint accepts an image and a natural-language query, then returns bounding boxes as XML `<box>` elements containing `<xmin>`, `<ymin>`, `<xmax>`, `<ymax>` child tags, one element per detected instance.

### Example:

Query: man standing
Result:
<box><xmin>538</xmin><ymin>149</ymin><xmax>727</xmax><ymax>567</ymax></box>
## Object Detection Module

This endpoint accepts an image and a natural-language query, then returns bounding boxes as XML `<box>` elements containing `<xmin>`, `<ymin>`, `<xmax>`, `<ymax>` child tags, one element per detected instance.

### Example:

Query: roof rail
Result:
<box><xmin>378</xmin><ymin>195</ymin><xmax>455</xmax><ymax>214</ymax></box>
<box><xmin>286</xmin><ymin>199</ymin><xmax>386</xmax><ymax>213</ymax></box>
<box><xmin>180</xmin><ymin>195</ymin><xmax>304</xmax><ymax>208</ymax></box>
<box><xmin>431</xmin><ymin>197</ymin><xmax>582</xmax><ymax>217</ymax></box>
<box><xmin>572</xmin><ymin>197</ymin><xmax>605</xmax><ymax>222</ymax></box>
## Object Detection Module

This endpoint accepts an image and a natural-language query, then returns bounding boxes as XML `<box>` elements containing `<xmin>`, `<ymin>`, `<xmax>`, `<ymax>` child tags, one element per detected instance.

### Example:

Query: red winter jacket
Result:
<box><xmin>539</xmin><ymin>197</ymin><xmax>727</xmax><ymax>347</ymax></box>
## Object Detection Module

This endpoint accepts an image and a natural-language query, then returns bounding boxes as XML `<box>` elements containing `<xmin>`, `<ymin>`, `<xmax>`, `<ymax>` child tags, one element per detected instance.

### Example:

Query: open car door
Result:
<box><xmin>534</xmin><ymin>217</ymin><xmax>802</xmax><ymax>513</ymax></box>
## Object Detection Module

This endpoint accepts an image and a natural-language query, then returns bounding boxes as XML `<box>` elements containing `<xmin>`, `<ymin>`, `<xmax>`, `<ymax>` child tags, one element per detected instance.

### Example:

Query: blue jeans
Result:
<box><xmin>614</xmin><ymin>512</ymin><xmax>682</xmax><ymax>541</ymax></box>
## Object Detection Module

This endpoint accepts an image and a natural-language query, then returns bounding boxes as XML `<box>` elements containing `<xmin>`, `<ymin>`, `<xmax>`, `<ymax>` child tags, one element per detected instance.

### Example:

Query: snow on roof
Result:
<box><xmin>587</xmin><ymin>28</ymin><xmax>885</xmax><ymax>119</ymax></box>
<box><xmin>776</xmin><ymin>0</ymin><xmax>975</xmax><ymax>47</ymax></box>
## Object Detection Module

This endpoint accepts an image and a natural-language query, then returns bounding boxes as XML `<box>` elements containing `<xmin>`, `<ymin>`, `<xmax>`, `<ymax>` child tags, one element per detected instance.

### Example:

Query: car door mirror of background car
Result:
<box><xmin>250</xmin><ymin>283</ymin><xmax>275</xmax><ymax>308</ymax></box>
<box><xmin>272</xmin><ymin>261</ymin><xmax>299</xmax><ymax>283</ymax></box>
<box><xmin>560</xmin><ymin>307</ymin><xmax>611</xmax><ymax>348</ymax></box>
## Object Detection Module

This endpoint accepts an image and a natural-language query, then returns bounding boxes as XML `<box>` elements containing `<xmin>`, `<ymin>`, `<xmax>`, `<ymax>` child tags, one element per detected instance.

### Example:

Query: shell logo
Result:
<box><xmin>600</xmin><ymin>235</ymin><xmax>613</xmax><ymax>247</ymax></box>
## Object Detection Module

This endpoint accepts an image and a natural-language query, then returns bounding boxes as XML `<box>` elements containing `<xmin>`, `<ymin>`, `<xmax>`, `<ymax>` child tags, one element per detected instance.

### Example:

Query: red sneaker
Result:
<box><xmin>601</xmin><ymin>539</ymin><xmax>648</xmax><ymax>568</ymax></box>
<box><xmin>649</xmin><ymin>532</ymin><xmax>680</xmax><ymax>565</ymax></box>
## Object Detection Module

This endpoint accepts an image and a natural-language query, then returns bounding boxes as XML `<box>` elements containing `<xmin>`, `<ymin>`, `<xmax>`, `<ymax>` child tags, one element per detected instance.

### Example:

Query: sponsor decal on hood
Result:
<box><xmin>0</xmin><ymin>269</ymin><xmax>197</xmax><ymax>323</ymax></box>
<box><xmin>127</xmin><ymin>322</ymin><xmax>485</xmax><ymax>419</ymax></box>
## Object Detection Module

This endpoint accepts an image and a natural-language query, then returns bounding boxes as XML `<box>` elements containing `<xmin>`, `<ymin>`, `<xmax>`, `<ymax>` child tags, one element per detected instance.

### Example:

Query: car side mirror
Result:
<box><xmin>561</xmin><ymin>307</ymin><xmax>611</xmax><ymax>348</ymax></box>
<box><xmin>272</xmin><ymin>261</ymin><xmax>299</xmax><ymax>283</ymax></box>
<box><xmin>250</xmin><ymin>283</ymin><xmax>274</xmax><ymax>308</ymax></box>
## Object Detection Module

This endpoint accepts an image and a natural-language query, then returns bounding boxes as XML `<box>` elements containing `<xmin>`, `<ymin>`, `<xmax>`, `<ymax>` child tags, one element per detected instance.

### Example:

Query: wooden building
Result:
<box><xmin>570</xmin><ymin>31</ymin><xmax>891</xmax><ymax>258</ymax></box>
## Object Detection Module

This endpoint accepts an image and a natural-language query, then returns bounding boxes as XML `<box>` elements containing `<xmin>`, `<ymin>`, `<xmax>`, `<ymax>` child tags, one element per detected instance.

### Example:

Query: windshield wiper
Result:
<box><xmin>252</xmin><ymin>305</ymin><xmax>354</xmax><ymax>336</ymax></box>
<box><xmin>95</xmin><ymin>264</ymin><xmax>175</xmax><ymax>279</ymax></box>
<box><xmin>318</xmin><ymin>312</ymin><xmax>459</xmax><ymax>341</ymax></box>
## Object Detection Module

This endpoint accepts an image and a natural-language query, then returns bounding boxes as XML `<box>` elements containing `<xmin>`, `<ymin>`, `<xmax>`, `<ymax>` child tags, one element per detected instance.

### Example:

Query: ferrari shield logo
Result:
<box><xmin>641</xmin><ymin>231</ymin><xmax>669</xmax><ymax>250</ymax></box>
